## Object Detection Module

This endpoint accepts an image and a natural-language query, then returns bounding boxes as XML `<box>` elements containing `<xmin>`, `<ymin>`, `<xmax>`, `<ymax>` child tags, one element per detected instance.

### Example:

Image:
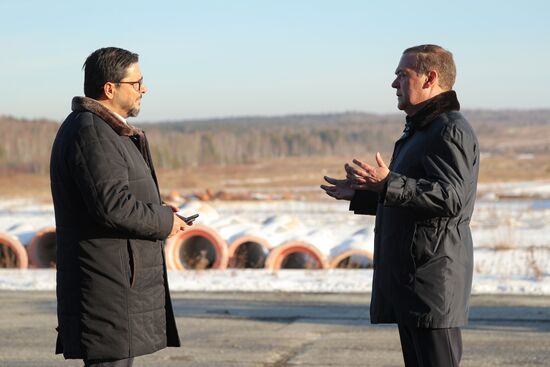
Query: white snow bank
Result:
<box><xmin>1</xmin><ymin>180</ymin><xmax>550</xmax><ymax>294</ymax></box>
<box><xmin>477</xmin><ymin>180</ymin><xmax>550</xmax><ymax>199</ymax></box>
<box><xmin>1</xmin><ymin>269</ymin><xmax>550</xmax><ymax>295</ymax></box>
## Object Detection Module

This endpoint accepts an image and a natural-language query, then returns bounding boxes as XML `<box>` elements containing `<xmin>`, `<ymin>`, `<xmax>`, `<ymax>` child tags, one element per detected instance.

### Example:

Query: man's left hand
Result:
<box><xmin>346</xmin><ymin>152</ymin><xmax>390</xmax><ymax>193</ymax></box>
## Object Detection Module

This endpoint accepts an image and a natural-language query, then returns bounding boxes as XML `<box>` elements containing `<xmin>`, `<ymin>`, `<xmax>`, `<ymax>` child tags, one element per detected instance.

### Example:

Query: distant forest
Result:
<box><xmin>1</xmin><ymin>110</ymin><xmax>549</xmax><ymax>174</ymax></box>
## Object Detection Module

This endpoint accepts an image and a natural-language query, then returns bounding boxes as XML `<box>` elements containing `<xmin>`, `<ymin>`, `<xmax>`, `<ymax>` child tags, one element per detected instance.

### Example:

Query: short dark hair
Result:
<box><xmin>403</xmin><ymin>44</ymin><xmax>456</xmax><ymax>90</ymax></box>
<box><xmin>83</xmin><ymin>47</ymin><xmax>139</xmax><ymax>99</ymax></box>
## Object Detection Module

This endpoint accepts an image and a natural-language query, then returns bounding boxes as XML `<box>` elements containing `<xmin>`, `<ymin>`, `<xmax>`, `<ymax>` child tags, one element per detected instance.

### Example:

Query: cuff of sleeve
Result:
<box><xmin>158</xmin><ymin>205</ymin><xmax>175</xmax><ymax>239</ymax></box>
<box><xmin>349</xmin><ymin>190</ymin><xmax>360</xmax><ymax>211</ymax></box>
<box><xmin>378</xmin><ymin>176</ymin><xmax>390</xmax><ymax>203</ymax></box>
<box><xmin>349</xmin><ymin>189</ymin><xmax>379</xmax><ymax>215</ymax></box>
<box><xmin>384</xmin><ymin>171</ymin><xmax>416</xmax><ymax>207</ymax></box>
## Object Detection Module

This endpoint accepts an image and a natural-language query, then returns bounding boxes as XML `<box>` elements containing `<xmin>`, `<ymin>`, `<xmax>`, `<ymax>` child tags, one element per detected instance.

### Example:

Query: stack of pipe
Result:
<box><xmin>26</xmin><ymin>226</ymin><xmax>57</xmax><ymax>268</ymax></box>
<box><xmin>163</xmin><ymin>201</ymin><xmax>374</xmax><ymax>270</ymax></box>
<box><xmin>1</xmin><ymin>200</ymin><xmax>374</xmax><ymax>271</ymax></box>
<box><xmin>0</xmin><ymin>232</ymin><xmax>28</xmax><ymax>269</ymax></box>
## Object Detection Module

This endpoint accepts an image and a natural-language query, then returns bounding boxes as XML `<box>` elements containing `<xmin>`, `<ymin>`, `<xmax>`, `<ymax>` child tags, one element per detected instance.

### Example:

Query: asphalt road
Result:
<box><xmin>1</xmin><ymin>291</ymin><xmax>549</xmax><ymax>367</ymax></box>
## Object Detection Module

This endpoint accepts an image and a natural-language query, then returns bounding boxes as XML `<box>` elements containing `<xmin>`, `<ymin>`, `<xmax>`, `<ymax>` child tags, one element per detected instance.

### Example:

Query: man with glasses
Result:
<box><xmin>50</xmin><ymin>47</ymin><xmax>188</xmax><ymax>366</ymax></box>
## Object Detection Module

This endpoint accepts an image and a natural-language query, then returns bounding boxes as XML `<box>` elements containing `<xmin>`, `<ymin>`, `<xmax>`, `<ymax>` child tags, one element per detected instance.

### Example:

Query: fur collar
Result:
<box><xmin>71</xmin><ymin>96</ymin><xmax>160</xmax><ymax>190</ymax></box>
<box><xmin>406</xmin><ymin>90</ymin><xmax>460</xmax><ymax>130</ymax></box>
<box><xmin>71</xmin><ymin>96</ymin><xmax>142</xmax><ymax>137</ymax></box>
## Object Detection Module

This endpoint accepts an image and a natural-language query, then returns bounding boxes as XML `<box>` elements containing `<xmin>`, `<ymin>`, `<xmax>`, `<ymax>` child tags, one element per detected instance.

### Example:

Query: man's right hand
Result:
<box><xmin>168</xmin><ymin>214</ymin><xmax>190</xmax><ymax>238</ymax></box>
<box><xmin>320</xmin><ymin>176</ymin><xmax>355</xmax><ymax>201</ymax></box>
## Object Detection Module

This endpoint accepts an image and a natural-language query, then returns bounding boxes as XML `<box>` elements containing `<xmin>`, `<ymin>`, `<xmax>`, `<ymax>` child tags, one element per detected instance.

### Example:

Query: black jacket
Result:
<box><xmin>351</xmin><ymin>91</ymin><xmax>479</xmax><ymax>328</ymax></box>
<box><xmin>50</xmin><ymin>97</ymin><xmax>180</xmax><ymax>360</ymax></box>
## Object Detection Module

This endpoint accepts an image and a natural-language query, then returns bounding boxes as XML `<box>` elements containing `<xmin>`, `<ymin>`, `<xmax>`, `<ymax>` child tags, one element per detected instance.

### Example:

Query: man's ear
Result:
<box><xmin>103</xmin><ymin>82</ymin><xmax>116</xmax><ymax>100</ymax></box>
<box><xmin>423</xmin><ymin>70</ymin><xmax>438</xmax><ymax>88</ymax></box>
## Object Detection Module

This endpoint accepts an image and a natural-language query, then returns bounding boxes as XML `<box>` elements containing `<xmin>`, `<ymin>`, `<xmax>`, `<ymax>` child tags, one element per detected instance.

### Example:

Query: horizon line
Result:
<box><xmin>2</xmin><ymin>107</ymin><xmax>550</xmax><ymax>124</ymax></box>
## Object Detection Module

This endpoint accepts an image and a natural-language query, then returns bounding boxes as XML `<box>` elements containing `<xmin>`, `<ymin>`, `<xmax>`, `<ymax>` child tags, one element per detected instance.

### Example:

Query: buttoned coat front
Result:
<box><xmin>351</xmin><ymin>91</ymin><xmax>479</xmax><ymax>328</ymax></box>
<box><xmin>50</xmin><ymin>97</ymin><xmax>180</xmax><ymax>360</ymax></box>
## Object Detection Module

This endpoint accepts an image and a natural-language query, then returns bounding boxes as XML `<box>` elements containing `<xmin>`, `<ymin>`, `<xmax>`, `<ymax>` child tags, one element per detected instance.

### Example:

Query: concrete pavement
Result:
<box><xmin>0</xmin><ymin>291</ymin><xmax>549</xmax><ymax>366</ymax></box>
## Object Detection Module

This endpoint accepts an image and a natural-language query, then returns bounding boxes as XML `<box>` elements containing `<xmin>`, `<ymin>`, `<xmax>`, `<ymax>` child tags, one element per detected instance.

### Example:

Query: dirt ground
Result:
<box><xmin>1</xmin><ymin>154</ymin><xmax>549</xmax><ymax>202</ymax></box>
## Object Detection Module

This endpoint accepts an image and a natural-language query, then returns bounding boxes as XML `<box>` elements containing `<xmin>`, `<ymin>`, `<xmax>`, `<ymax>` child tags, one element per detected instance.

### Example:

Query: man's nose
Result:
<box><xmin>391</xmin><ymin>78</ymin><xmax>399</xmax><ymax>89</ymax></box>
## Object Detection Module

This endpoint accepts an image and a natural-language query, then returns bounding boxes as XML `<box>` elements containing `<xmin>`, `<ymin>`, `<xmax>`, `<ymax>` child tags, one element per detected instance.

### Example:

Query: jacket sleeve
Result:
<box><xmin>349</xmin><ymin>189</ymin><xmax>379</xmax><ymax>215</ymax></box>
<box><xmin>68</xmin><ymin>117</ymin><xmax>173</xmax><ymax>240</ymax></box>
<box><xmin>383</xmin><ymin>123</ymin><xmax>477</xmax><ymax>217</ymax></box>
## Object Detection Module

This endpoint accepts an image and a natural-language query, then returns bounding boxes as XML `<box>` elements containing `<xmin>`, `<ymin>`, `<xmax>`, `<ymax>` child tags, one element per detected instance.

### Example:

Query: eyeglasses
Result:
<box><xmin>114</xmin><ymin>78</ymin><xmax>144</xmax><ymax>91</ymax></box>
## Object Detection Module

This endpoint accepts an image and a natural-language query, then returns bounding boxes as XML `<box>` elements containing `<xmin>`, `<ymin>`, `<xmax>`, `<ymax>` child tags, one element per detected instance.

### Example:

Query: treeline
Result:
<box><xmin>0</xmin><ymin>116</ymin><xmax>59</xmax><ymax>174</ymax></box>
<box><xmin>1</xmin><ymin>110</ymin><xmax>549</xmax><ymax>173</ymax></box>
<box><xmin>143</xmin><ymin>113</ymin><xmax>403</xmax><ymax>168</ymax></box>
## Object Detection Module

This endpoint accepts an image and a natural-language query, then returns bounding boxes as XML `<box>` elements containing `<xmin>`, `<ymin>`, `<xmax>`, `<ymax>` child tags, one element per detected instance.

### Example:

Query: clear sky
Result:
<box><xmin>1</xmin><ymin>0</ymin><xmax>549</xmax><ymax>122</ymax></box>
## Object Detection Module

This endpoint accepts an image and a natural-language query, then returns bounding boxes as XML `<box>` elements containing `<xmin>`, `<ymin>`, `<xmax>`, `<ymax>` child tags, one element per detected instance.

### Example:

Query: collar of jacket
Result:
<box><xmin>405</xmin><ymin>90</ymin><xmax>460</xmax><ymax>132</ymax></box>
<box><xmin>71</xmin><ymin>96</ymin><xmax>143</xmax><ymax>137</ymax></box>
<box><xmin>71</xmin><ymin>96</ymin><xmax>160</xmax><ymax>189</ymax></box>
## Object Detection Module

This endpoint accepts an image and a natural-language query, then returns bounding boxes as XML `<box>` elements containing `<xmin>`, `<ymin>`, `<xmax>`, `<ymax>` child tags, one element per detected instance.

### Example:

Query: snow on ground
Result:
<box><xmin>1</xmin><ymin>180</ymin><xmax>549</xmax><ymax>293</ymax></box>
<box><xmin>1</xmin><ymin>269</ymin><xmax>549</xmax><ymax>295</ymax></box>
<box><xmin>477</xmin><ymin>180</ymin><xmax>550</xmax><ymax>199</ymax></box>
<box><xmin>0</xmin><ymin>198</ymin><xmax>55</xmax><ymax>245</ymax></box>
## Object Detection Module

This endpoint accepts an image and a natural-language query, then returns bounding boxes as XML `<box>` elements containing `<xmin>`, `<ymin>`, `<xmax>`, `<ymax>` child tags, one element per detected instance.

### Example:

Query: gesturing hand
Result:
<box><xmin>320</xmin><ymin>175</ymin><xmax>355</xmax><ymax>201</ymax></box>
<box><xmin>346</xmin><ymin>152</ymin><xmax>390</xmax><ymax>193</ymax></box>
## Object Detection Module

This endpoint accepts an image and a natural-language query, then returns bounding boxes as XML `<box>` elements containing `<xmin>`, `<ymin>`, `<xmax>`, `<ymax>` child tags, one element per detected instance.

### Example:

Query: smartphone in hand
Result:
<box><xmin>176</xmin><ymin>213</ymin><xmax>199</xmax><ymax>224</ymax></box>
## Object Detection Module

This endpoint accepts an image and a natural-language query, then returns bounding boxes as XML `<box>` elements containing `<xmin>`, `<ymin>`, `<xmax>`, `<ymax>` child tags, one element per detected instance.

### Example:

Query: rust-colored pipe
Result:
<box><xmin>164</xmin><ymin>237</ymin><xmax>178</xmax><ymax>271</ymax></box>
<box><xmin>264</xmin><ymin>241</ymin><xmax>328</xmax><ymax>270</ymax></box>
<box><xmin>165</xmin><ymin>224</ymin><xmax>228</xmax><ymax>270</ymax></box>
<box><xmin>27</xmin><ymin>226</ymin><xmax>57</xmax><ymax>268</ymax></box>
<box><xmin>228</xmin><ymin>235</ymin><xmax>272</xmax><ymax>269</ymax></box>
<box><xmin>329</xmin><ymin>249</ymin><xmax>374</xmax><ymax>269</ymax></box>
<box><xmin>0</xmin><ymin>232</ymin><xmax>28</xmax><ymax>269</ymax></box>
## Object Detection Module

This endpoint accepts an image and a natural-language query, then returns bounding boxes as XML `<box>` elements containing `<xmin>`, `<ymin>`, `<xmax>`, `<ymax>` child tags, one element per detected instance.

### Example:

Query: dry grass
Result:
<box><xmin>487</xmin><ymin>219</ymin><xmax>517</xmax><ymax>251</ymax></box>
<box><xmin>527</xmin><ymin>247</ymin><xmax>544</xmax><ymax>280</ymax></box>
<box><xmin>492</xmin><ymin>242</ymin><xmax>516</xmax><ymax>251</ymax></box>
<box><xmin>0</xmin><ymin>245</ymin><xmax>18</xmax><ymax>268</ymax></box>
<box><xmin>479</xmin><ymin>154</ymin><xmax>550</xmax><ymax>182</ymax></box>
<box><xmin>0</xmin><ymin>173</ymin><xmax>51</xmax><ymax>201</ymax></box>
<box><xmin>157</xmin><ymin>154</ymin><xmax>378</xmax><ymax>201</ymax></box>
<box><xmin>335</xmin><ymin>257</ymin><xmax>374</xmax><ymax>269</ymax></box>
<box><xmin>184</xmin><ymin>250</ymin><xmax>210</xmax><ymax>270</ymax></box>
<box><xmin>1</xmin><ymin>154</ymin><xmax>549</xmax><ymax>201</ymax></box>
<box><xmin>229</xmin><ymin>245</ymin><xmax>267</xmax><ymax>269</ymax></box>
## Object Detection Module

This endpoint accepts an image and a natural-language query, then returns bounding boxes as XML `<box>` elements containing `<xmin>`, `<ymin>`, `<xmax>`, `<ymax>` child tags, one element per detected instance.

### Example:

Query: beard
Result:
<box><xmin>126</xmin><ymin>98</ymin><xmax>142</xmax><ymax>117</ymax></box>
<box><xmin>127</xmin><ymin>106</ymin><xmax>140</xmax><ymax>117</ymax></box>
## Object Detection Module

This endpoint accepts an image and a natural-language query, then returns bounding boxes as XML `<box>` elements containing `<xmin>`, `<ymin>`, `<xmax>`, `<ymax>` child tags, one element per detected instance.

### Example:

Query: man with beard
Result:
<box><xmin>321</xmin><ymin>44</ymin><xmax>479</xmax><ymax>367</ymax></box>
<box><xmin>50</xmin><ymin>47</ymin><xmax>189</xmax><ymax>366</ymax></box>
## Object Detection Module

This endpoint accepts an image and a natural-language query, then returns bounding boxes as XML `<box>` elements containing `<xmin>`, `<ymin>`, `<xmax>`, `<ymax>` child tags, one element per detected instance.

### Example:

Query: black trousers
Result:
<box><xmin>398</xmin><ymin>324</ymin><xmax>462</xmax><ymax>367</ymax></box>
<box><xmin>83</xmin><ymin>357</ymin><xmax>134</xmax><ymax>367</ymax></box>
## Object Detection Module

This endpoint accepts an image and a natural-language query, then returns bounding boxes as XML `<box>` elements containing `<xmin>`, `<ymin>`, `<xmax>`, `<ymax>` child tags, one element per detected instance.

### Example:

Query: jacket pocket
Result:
<box><xmin>411</xmin><ymin>220</ymin><xmax>441</xmax><ymax>268</ymax></box>
<box><xmin>120</xmin><ymin>241</ymin><xmax>137</xmax><ymax>288</ymax></box>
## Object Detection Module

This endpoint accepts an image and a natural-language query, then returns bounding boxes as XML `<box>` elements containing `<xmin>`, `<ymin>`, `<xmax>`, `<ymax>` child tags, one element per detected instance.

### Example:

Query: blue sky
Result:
<box><xmin>1</xmin><ymin>0</ymin><xmax>548</xmax><ymax>122</ymax></box>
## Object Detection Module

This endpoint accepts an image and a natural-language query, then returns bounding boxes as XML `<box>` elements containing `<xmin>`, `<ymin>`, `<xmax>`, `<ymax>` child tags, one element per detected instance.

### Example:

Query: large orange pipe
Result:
<box><xmin>329</xmin><ymin>249</ymin><xmax>374</xmax><ymax>269</ymax></box>
<box><xmin>0</xmin><ymin>232</ymin><xmax>28</xmax><ymax>269</ymax></box>
<box><xmin>264</xmin><ymin>240</ymin><xmax>328</xmax><ymax>270</ymax></box>
<box><xmin>227</xmin><ymin>235</ymin><xmax>272</xmax><ymax>269</ymax></box>
<box><xmin>165</xmin><ymin>224</ymin><xmax>228</xmax><ymax>270</ymax></box>
<box><xmin>27</xmin><ymin>226</ymin><xmax>57</xmax><ymax>268</ymax></box>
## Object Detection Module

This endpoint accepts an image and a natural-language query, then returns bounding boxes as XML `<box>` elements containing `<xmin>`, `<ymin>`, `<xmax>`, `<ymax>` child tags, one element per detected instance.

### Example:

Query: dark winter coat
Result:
<box><xmin>350</xmin><ymin>91</ymin><xmax>479</xmax><ymax>328</ymax></box>
<box><xmin>50</xmin><ymin>97</ymin><xmax>180</xmax><ymax>360</ymax></box>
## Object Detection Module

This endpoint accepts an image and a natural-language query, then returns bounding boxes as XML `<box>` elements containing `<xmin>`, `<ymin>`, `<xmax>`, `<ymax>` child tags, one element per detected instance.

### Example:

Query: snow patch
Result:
<box><xmin>1</xmin><ymin>181</ymin><xmax>550</xmax><ymax>294</ymax></box>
